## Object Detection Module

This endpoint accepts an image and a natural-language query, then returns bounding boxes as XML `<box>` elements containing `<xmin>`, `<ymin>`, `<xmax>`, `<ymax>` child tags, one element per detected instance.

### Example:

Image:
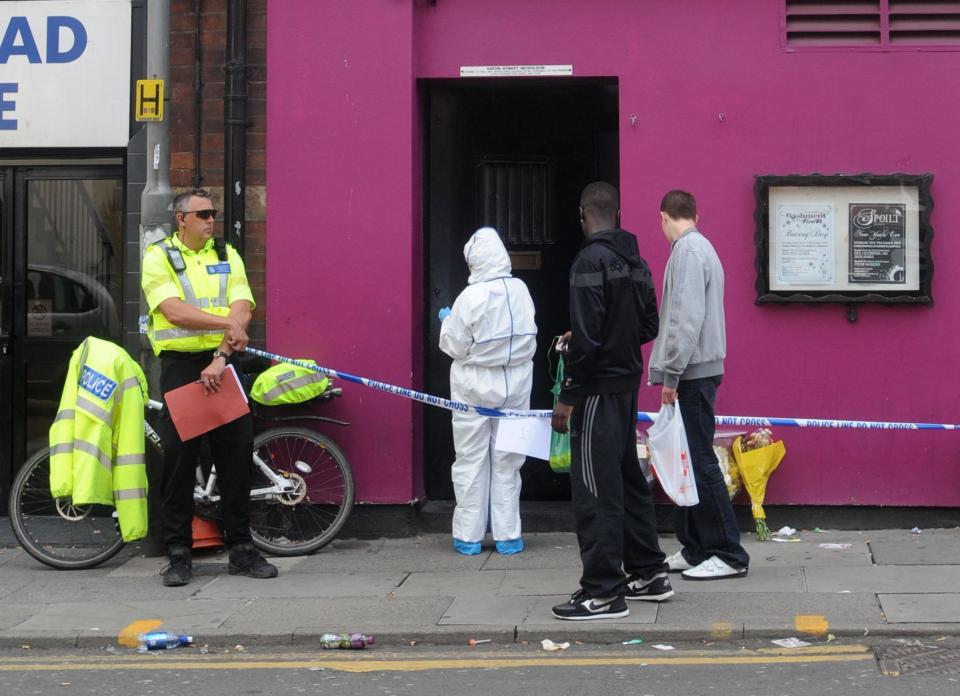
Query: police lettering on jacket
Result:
<box><xmin>79</xmin><ymin>365</ymin><xmax>118</xmax><ymax>401</ymax></box>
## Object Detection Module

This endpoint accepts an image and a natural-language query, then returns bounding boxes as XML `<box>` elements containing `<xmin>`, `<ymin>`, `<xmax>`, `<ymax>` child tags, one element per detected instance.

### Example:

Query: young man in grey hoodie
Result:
<box><xmin>648</xmin><ymin>190</ymin><xmax>749</xmax><ymax>580</ymax></box>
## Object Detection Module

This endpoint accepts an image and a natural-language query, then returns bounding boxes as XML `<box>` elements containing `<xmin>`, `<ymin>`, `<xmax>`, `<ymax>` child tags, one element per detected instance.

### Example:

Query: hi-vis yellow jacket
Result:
<box><xmin>49</xmin><ymin>337</ymin><xmax>149</xmax><ymax>542</ymax></box>
<box><xmin>251</xmin><ymin>360</ymin><xmax>330</xmax><ymax>406</ymax></box>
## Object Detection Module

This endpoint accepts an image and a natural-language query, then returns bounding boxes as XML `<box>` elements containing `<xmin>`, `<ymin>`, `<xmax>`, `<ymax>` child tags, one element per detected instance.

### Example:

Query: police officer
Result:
<box><xmin>142</xmin><ymin>189</ymin><xmax>277</xmax><ymax>587</ymax></box>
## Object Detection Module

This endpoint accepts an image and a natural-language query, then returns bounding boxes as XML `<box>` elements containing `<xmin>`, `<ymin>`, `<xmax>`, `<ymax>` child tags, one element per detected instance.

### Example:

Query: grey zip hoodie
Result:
<box><xmin>648</xmin><ymin>226</ymin><xmax>726</xmax><ymax>389</ymax></box>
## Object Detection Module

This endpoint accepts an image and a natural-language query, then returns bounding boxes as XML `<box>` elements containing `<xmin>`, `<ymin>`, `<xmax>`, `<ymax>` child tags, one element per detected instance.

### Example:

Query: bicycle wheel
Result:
<box><xmin>248</xmin><ymin>427</ymin><xmax>354</xmax><ymax>555</ymax></box>
<box><xmin>8</xmin><ymin>447</ymin><xmax>125</xmax><ymax>570</ymax></box>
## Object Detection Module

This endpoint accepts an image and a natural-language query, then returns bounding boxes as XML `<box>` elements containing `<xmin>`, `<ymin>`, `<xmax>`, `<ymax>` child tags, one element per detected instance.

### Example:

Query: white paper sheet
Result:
<box><xmin>494</xmin><ymin>417</ymin><xmax>552</xmax><ymax>461</ymax></box>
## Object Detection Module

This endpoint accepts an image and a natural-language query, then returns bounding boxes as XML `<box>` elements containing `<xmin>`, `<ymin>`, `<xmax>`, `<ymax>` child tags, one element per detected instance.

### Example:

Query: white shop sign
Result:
<box><xmin>460</xmin><ymin>65</ymin><xmax>573</xmax><ymax>77</ymax></box>
<box><xmin>0</xmin><ymin>0</ymin><xmax>131</xmax><ymax>148</ymax></box>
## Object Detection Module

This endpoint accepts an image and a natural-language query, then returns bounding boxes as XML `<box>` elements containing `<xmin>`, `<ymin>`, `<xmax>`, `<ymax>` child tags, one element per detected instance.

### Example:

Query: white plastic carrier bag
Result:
<box><xmin>647</xmin><ymin>401</ymin><xmax>699</xmax><ymax>507</ymax></box>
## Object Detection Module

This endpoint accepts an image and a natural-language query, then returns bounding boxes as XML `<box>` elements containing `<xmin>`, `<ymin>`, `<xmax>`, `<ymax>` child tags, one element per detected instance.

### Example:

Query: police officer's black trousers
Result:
<box><xmin>157</xmin><ymin>351</ymin><xmax>254</xmax><ymax>553</ymax></box>
<box><xmin>569</xmin><ymin>391</ymin><xmax>667</xmax><ymax>599</ymax></box>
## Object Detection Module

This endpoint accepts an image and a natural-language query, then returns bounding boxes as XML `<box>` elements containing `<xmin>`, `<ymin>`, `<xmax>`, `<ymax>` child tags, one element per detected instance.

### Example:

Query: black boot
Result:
<box><xmin>162</xmin><ymin>545</ymin><xmax>193</xmax><ymax>587</ymax></box>
<box><xmin>228</xmin><ymin>543</ymin><xmax>278</xmax><ymax>579</ymax></box>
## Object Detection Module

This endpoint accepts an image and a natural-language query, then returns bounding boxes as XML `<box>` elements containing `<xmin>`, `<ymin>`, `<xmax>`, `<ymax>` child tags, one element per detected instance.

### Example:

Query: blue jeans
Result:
<box><xmin>674</xmin><ymin>376</ymin><xmax>749</xmax><ymax>570</ymax></box>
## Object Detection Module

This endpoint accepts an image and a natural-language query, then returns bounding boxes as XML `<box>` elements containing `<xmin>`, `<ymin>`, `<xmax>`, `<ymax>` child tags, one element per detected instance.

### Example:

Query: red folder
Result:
<box><xmin>163</xmin><ymin>364</ymin><xmax>250</xmax><ymax>441</ymax></box>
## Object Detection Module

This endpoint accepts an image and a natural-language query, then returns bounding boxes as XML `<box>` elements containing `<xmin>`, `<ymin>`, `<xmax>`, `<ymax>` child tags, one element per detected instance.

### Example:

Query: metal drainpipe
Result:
<box><xmin>192</xmin><ymin>0</ymin><xmax>203</xmax><ymax>189</ymax></box>
<box><xmin>223</xmin><ymin>0</ymin><xmax>247</xmax><ymax>256</ymax></box>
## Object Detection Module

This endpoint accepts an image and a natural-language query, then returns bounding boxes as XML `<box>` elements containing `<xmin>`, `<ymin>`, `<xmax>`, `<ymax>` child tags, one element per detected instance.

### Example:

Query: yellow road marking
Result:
<box><xmin>795</xmin><ymin>615</ymin><xmax>830</xmax><ymax>636</ymax></box>
<box><xmin>117</xmin><ymin>620</ymin><xmax>164</xmax><ymax>648</ymax></box>
<box><xmin>0</xmin><ymin>646</ymin><xmax>875</xmax><ymax>673</ymax></box>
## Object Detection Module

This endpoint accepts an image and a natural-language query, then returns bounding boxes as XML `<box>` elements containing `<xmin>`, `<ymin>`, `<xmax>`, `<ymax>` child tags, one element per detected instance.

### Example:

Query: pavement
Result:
<box><xmin>1</xmin><ymin>525</ymin><xmax>960</xmax><ymax>650</ymax></box>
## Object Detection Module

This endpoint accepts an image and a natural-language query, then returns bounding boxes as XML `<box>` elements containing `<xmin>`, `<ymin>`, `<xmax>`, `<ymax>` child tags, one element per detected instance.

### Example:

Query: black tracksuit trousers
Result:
<box><xmin>569</xmin><ymin>390</ymin><xmax>667</xmax><ymax>599</ymax></box>
<box><xmin>157</xmin><ymin>351</ymin><xmax>254</xmax><ymax>552</ymax></box>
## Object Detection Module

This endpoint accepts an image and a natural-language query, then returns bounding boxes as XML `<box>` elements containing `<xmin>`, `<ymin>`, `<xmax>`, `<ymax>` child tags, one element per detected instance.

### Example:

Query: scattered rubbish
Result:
<box><xmin>775</xmin><ymin>526</ymin><xmax>797</xmax><ymax>536</ymax></box>
<box><xmin>320</xmin><ymin>633</ymin><xmax>374</xmax><ymax>650</ymax></box>
<box><xmin>863</xmin><ymin>628</ymin><xmax>870</xmax><ymax>636</ymax></box>
<box><xmin>771</xmin><ymin>637</ymin><xmax>811</xmax><ymax>648</ymax></box>
<box><xmin>771</xmin><ymin>525</ymin><xmax>801</xmax><ymax>542</ymax></box>
<box><xmin>936</xmin><ymin>636</ymin><xmax>948</xmax><ymax>642</ymax></box>
<box><xmin>308</xmin><ymin>667</ymin><xmax>326</xmax><ymax>671</ymax></box>
<box><xmin>772</xmin><ymin>537</ymin><xmax>801</xmax><ymax>543</ymax></box>
<box><xmin>19</xmin><ymin>645</ymin><xmax>29</xmax><ymax>650</ymax></box>
<box><xmin>467</xmin><ymin>638</ymin><xmax>491</xmax><ymax>647</ymax></box>
<box><xmin>818</xmin><ymin>543</ymin><xmax>851</xmax><ymax>550</ymax></box>
<box><xmin>622</xmin><ymin>638</ymin><xmax>645</xmax><ymax>645</ymax></box>
<box><xmin>199</xmin><ymin>646</ymin><xmax>209</xmax><ymax>655</ymax></box>
<box><xmin>387</xmin><ymin>591</ymin><xmax>396</xmax><ymax>599</ymax></box>
<box><xmin>408</xmin><ymin>640</ymin><xmax>418</xmax><ymax>647</ymax></box>
<box><xmin>893</xmin><ymin>638</ymin><xmax>924</xmax><ymax>647</ymax></box>
<box><xmin>103</xmin><ymin>646</ymin><xmax>119</xmax><ymax>655</ymax></box>
<box><xmin>911</xmin><ymin>527</ymin><xmax>922</xmax><ymax>535</ymax></box>
<box><xmin>541</xmin><ymin>639</ymin><xmax>570</xmax><ymax>651</ymax></box>
<box><xmin>826</xmin><ymin>634</ymin><xmax>836</xmax><ymax>643</ymax></box>
<box><xmin>137</xmin><ymin>631</ymin><xmax>193</xmax><ymax>652</ymax></box>
<box><xmin>234</xmin><ymin>644</ymin><xmax>245</xmax><ymax>652</ymax></box>
<box><xmin>652</xmin><ymin>644</ymin><xmax>675</xmax><ymax>651</ymax></box>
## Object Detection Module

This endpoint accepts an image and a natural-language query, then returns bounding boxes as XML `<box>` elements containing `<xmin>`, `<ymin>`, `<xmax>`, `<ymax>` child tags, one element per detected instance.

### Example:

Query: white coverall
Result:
<box><xmin>439</xmin><ymin>227</ymin><xmax>537</xmax><ymax>545</ymax></box>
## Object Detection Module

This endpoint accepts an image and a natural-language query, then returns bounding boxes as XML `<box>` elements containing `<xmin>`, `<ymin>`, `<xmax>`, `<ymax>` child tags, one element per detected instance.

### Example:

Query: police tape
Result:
<box><xmin>244</xmin><ymin>347</ymin><xmax>959</xmax><ymax>431</ymax></box>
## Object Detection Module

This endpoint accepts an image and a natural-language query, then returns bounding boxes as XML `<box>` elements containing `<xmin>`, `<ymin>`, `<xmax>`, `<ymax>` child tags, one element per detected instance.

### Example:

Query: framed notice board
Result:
<box><xmin>754</xmin><ymin>173</ymin><xmax>934</xmax><ymax>305</ymax></box>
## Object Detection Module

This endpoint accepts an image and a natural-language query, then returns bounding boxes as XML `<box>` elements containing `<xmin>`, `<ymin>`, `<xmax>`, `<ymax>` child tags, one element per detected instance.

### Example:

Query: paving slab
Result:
<box><xmin>291</xmin><ymin>537</ymin><xmax>491</xmax><ymax>573</ymax></box>
<box><xmin>520</xmin><ymin>595</ymin><xmax>659</xmax><ymax>627</ymax></box>
<box><xmin>0</xmin><ymin>603</ymin><xmax>45</xmax><ymax>631</ymax></box>
<box><xmin>656</xmin><ymin>592</ymin><xmax>883</xmax><ymax>630</ymax></box>
<box><xmin>498</xmin><ymin>568</ymin><xmax>583</xmax><ymax>596</ymax></box>
<box><xmin>806</xmin><ymin>565</ymin><xmax>960</xmax><ymax>593</ymax></box>
<box><xmin>193</xmin><ymin>571</ymin><xmax>407</xmax><ymax>600</ymax></box>
<box><xmin>394</xmin><ymin>570</ymin><xmax>505</xmax><ymax>597</ymax></box>
<box><xmin>438</xmin><ymin>594</ymin><xmax>540</xmax><ymax>625</ymax></box>
<box><xmin>740</xmin><ymin>537</ymin><xmax>873</xmax><ymax>568</ymax></box>
<box><xmin>869</xmin><ymin>528</ymin><xmax>960</xmax><ymax>565</ymax></box>
<box><xmin>14</xmin><ymin>599</ymin><xmax>245</xmax><ymax>631</ymax></box>
<box><xmin>0</xmin><ymin>548</ymin><xmax>26</xmax><ymax>568</ymax></box>
<box><xmin>879</xmin><ymin>593</ymin><xmax>960</xmax><ymax>623</ymax></box>
<box><xmin>671</xmin><ymin>567</ymin><xmax>804</xmax><ymax>593</ymax></box>
<box><xmin>0</xmin><ymin>575</ymin><xmax>209</xmax><ymax>603</ymax></box>
<box><xmin>480</xmin><ymin>533</ymin><xmax>582</xmax><ymax>570</ymax></box>
<box><xmin>107</xmin><ymin>553</ymin><xmax>306</xmax><ymax>578</ymax></box>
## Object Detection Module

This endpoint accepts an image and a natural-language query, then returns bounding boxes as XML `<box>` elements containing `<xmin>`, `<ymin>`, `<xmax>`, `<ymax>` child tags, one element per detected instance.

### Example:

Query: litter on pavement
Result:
<box><xmin>771</xmin><ymin>637</ymin><xmax>812</xmax><ymax>648</ymax></box>
<box><xmin>652</xmin><ymin>644</ymin><xmax>675</xmax><ymax>651</ymax></box>
<box><xmin>818</xmin><ymin>543</ymin><xmax>852</xmax><ymax>550</ymax></box>
<box><xmin>622</xmin><ymin>638</ymin><xmax>645</xmax><ymax>645</ymax></box>
<box><xmin>541</xmin><ymin>639</ymin><xmax>570</xmax><ymax>651</ymax></box>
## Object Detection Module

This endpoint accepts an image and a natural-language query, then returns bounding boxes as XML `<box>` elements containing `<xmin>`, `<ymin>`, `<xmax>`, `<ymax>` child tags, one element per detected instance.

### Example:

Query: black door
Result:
<box><xmin>0</xmin><ymin>172</ymin><xmax>11</xmax><ymax>510</ymax></box>
<box><xmin>423</xmin><ymin>78</ymin><xmax>619</xmax><ymax>501</ymax></box>
<box><xmin>0</xmin><ymin>165</ymin><xmax>123</xmax><ymax>513</ymax></box>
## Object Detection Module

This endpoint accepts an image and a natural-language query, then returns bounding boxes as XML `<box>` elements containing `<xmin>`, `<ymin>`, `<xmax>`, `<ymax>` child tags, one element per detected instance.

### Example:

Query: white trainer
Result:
<box><xmin>665</xmin><ymin>550</ymin><xmax>695</xmax><ymax>572</ymax></box>
<box><xmin>681</xmin><ymin>555</ymin><xmax>748</xmax><ymax>581</ymax></box>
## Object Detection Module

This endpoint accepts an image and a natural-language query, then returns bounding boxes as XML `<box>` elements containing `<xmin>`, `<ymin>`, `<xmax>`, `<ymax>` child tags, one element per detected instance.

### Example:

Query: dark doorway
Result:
<box><xmin>0</xmin><ymin>164</ymin><xmax>124</xmax><ymax>514</ymax></box>
<box><xmin>423</xmin><ymin>78</ymin><xmax>619</xmax><ymax>501</ymax></box>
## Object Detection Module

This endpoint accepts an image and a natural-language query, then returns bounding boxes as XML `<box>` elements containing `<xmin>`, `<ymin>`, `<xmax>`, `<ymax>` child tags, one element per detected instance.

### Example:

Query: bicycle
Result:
<box><xmin>8</xmin><ymin>386</ymin><xmax>354</xmax><ymax>570</ymax></box>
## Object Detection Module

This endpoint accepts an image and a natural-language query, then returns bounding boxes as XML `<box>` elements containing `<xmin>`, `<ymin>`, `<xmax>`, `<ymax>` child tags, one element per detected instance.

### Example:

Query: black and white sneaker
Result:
<box><xmin>625</xmin><ymin>571</ymin><xmax>674</xmax><ymax>602</ymax></box>
<box><xmin>552</xmin><ymin>589</ymin><xmax>629</xmax><ymax>621</ymax></box>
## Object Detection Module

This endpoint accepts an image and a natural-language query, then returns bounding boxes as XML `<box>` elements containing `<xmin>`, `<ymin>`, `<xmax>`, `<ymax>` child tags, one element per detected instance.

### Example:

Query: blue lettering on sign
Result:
<box><xmin>0</xmin><ymin>83</ymin><xmax>17</xmax><ymax>130</ymax></box>
<box><xmin>0</xmin><ymin>16</ymin><xmax>87</xmax><ymax>64</ymax></box>
<box><xmin>46</xmin><ymin>16</ymin><xmax>87</xmax><ymax>63</ymax></box>
<box><xmin>0</xmin><ymin>17</ymin><xmax>41</xmax><ymax>63</ymax></box>
<box><xmin>207</xmin><ymin>263</ymin><xmax>231</xmax><ymax>274</ymax></box>
<box><xmin>79</xmin><ymin>365</ymin><xmax>118</xmax><ymax>401</ymax></box>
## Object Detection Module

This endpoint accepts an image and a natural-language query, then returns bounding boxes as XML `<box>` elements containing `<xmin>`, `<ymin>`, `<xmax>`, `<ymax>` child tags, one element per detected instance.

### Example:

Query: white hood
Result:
<box><xmin>464</xmin><ymin>227</ymin><xmax>512</xmax><ymax>284</ymax></box>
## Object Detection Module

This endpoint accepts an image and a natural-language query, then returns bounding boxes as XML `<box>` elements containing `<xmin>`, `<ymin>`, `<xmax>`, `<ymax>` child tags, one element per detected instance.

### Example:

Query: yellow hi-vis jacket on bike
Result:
<box><xmin>251</xmin><ymin>360</ymin><xmax>330</xmax><ymax>406</ymax></box>
<box><xmin>141</xmin><ymin>234</ymin><xmax>255</xmax><ymax>355</ymax></box>
<box><xmin>49</xmin><ymin>337</ymin><xmax>149</xmax><ymax>542</ymax></box>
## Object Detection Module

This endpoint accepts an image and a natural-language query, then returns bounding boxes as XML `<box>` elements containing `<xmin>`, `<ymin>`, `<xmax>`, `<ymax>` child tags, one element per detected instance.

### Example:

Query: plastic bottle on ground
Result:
<box><xmin>137</xmin><ymin>631</ymin><xmax>194</xmax><ymax>651</ymax></box>
<box><xmin>319</xmin><ymin>632</ymin><xmax>375</xmax><ymax>649</ymax></box>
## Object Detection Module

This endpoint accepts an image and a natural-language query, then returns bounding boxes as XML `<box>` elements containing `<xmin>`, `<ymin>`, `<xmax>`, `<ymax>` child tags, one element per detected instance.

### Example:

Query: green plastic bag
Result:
<box><xmin>549</xmin><ymin>345</ymin><xmax>571</xmax><ymax>474</ymax></box>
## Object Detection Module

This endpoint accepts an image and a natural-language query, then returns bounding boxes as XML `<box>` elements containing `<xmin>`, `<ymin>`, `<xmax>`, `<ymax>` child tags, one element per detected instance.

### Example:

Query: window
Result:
<box><xmin>785</xmin><ymin>0</ymin><xmax>960</xmax><ymax>48</ymax></box>
<box><xmin>476</xmin><ymin>159</ymin><xmax>556</xmax><ymax>245</ymax></box>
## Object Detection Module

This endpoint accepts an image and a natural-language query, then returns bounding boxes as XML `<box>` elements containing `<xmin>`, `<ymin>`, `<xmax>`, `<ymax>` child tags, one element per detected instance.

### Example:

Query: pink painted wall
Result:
<box><xmin>269</xmin><ymin>0</ymin><xmax>960</xmax><ymax>506</ymax></box>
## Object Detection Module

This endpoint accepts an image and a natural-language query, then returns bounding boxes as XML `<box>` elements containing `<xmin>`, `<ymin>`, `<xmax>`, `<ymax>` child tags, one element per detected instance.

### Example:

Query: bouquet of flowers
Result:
<box><xmin>732</xmin><ymin>428</ymin><xmax>786</xmax><ymax>541</ymax></box>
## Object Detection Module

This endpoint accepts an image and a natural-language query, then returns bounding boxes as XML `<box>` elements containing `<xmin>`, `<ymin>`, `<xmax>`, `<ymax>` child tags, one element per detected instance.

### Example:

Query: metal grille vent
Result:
<box><xmin>785</xmin><ymin>0</ymin><xmax>960</xmax><ymax>47</ymax></box>
<box><xmin>476</xmin><ymin>160</ymin><xmax>556</xmax><ymax>245</ymax></box>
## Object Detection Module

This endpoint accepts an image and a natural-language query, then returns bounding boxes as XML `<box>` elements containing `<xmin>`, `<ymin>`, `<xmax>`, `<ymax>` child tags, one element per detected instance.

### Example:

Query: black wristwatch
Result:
<box><xmin>213</xmin><ymin>350</ymin><xmax>230</xmax><ymax>361</ymax></box>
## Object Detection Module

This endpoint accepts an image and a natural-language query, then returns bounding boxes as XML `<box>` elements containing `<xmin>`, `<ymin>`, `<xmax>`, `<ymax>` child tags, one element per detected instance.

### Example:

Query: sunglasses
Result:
<box><xmin>182</xmin><ymin>209</ymin><xmax>218</xmax><ymax>220</ymax></box>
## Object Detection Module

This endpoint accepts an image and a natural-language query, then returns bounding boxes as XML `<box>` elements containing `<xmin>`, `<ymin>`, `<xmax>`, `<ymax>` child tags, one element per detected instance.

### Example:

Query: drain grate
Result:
<box><xmin>876</xmin><ymin>645</ymin><xmax>960</xmax><ymax>677</ymax></box>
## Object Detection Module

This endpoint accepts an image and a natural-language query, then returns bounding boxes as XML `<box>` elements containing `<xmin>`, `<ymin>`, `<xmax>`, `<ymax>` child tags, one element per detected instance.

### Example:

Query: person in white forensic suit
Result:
<box><xmin>438</xmin><ymin>227</ymin><xmax>537</xmax><ymax>555</ymax></box>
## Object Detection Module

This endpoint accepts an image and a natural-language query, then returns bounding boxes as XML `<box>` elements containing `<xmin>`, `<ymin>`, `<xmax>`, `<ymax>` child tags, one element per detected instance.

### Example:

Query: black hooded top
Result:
<box><xmin>559</xmin><ymin>228</ymin><xmax>659</xmax><ymax>401</ymax></box>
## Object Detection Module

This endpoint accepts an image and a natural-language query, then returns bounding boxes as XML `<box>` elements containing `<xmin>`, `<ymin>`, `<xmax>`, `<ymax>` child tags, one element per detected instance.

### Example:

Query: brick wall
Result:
<box><xmin>168</xmin><ymin>0</ymin><xmax>267</xmax><ymax>341</ymax></box>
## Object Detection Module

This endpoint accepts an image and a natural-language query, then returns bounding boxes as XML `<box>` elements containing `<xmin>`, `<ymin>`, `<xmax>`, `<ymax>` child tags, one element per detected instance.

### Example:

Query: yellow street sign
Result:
<box><xmin>135</xmin><ymin>79</ymin><xmax>164</xmax><ymax>122</ymax></box>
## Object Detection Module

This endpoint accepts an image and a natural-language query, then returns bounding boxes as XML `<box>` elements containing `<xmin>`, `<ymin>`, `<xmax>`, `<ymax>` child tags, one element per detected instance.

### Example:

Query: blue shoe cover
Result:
<box><xmin>495</xmin><ymin>538</ymin><xmax>524</xmax><ymax>555</ymax></box>
<box><xmin>453</xmin><ymin>539</ymin><xmax>482</xmax><ymax>555</ymax></box>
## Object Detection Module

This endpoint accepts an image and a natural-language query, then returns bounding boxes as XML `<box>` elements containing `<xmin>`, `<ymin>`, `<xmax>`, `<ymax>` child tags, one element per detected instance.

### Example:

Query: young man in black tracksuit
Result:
<box><xmin>550</xmin><ymin>182</ymin><xmax>672</xmax><ymax>621</ymax></box>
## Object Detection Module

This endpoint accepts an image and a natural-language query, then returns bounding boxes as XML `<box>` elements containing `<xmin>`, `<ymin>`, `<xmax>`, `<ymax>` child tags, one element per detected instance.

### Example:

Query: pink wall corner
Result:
<box><xmin>266</xmin><ymin>0</ymin><xmax>419</xmax><ymax>503</ymax></box>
